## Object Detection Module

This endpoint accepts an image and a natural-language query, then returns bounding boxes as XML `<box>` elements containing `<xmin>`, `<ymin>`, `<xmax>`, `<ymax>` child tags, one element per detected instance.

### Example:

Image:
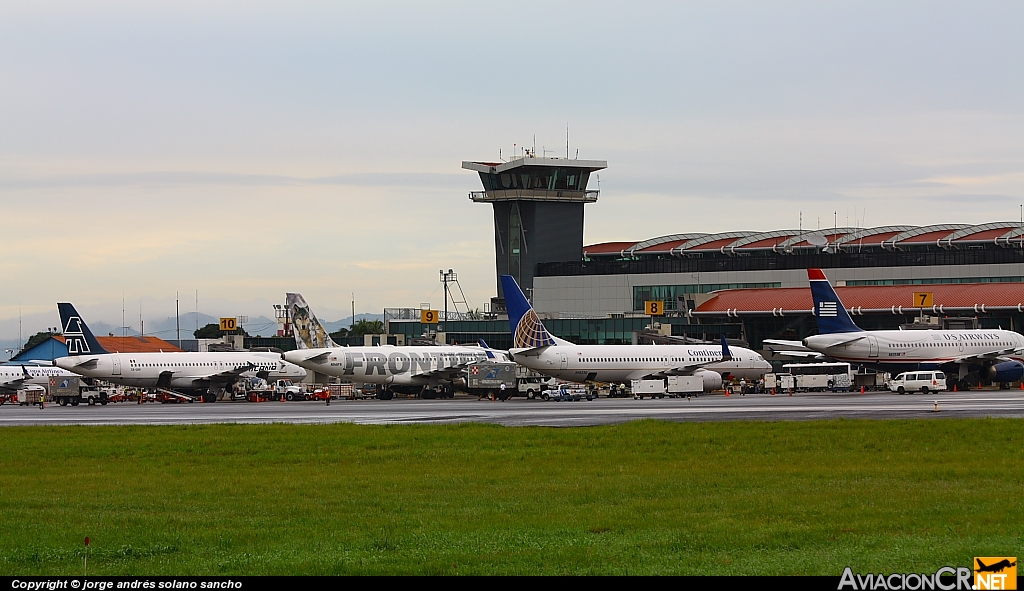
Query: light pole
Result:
<box><xmin>439</xmin><ymin>269</ymin><xmax>457</xmax><ymax>343</ymax></box>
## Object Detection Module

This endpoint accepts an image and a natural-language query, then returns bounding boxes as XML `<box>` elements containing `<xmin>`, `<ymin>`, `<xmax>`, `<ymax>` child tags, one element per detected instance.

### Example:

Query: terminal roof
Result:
<box><xmin>695</xmin><ymin>283</ymin><xmax>1024</xmax><ymax>314</ymax></box>
<box><xmin>584</xmin><ymin>222</ymin><xmax>1024</xmax><ymax>258</ymax></box>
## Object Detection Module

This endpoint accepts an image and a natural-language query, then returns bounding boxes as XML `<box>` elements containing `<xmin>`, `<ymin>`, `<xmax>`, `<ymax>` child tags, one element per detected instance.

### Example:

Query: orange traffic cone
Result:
<box><xmin>953</xmin><ymin>383</ymin><xmax>957</xmax><ymax>392</ymax></box>
<box><xmin>771</xmin><ymin>388</ymin><xmax>775</xmax><ymax>396</ymax></box>
<box><xmin>860</xmin><ymin>386</ymin><xmax>865</xmax><ymax>394</ymax></box>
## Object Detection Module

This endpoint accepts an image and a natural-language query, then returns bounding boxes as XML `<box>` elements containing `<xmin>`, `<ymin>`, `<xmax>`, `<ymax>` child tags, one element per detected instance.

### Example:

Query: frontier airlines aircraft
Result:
<box><xmin>281</xmin><ymin>293</ymin><xmax>508</xmax><ymax>398</ymax></box>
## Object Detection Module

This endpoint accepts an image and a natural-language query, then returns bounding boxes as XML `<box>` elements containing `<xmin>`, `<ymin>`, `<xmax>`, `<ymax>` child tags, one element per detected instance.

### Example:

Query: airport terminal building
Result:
<box><xmin>387</xmin><ymin>156</ymin><xmax>1024</xmax><ymax>352</ymax></box>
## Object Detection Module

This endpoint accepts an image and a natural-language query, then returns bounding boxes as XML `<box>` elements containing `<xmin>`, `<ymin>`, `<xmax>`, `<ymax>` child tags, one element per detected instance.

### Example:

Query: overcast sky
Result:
<box><xmin>2</xmin><ymin>1</ymin><xmax>1022</xmax><ymax>340</ymax></box>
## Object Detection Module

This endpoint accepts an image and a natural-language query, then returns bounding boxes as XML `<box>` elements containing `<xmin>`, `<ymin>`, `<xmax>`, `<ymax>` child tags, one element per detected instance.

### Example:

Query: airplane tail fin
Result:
<box><xmin>500</xmin><ymin>275</ymin><xmax>566</xmax><ymax>348</ymax></box>
<box><xmin>720</xmin><ymin>334</ymin><xmax>733</xmax><ymax>361</ymax></box>
<box><xmin>807</xmin><ymin>269</ymin><xmax>861</xmax><ymax>334</ymax></box>
<box><xmin>286</xmin><ymin>293</ymin><xmax>338</xmax><ymax>349</ymax></box>
<box><xmin>57</xmin><ymin>303</ymin><xmax>110</xmax><ymax>355</ymax></box>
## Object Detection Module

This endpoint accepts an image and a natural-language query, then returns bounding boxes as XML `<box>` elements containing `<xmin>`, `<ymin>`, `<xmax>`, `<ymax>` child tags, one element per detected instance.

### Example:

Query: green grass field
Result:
<box><xmin>0</xmin><ymin>419</ymin><xmax>1021</xmax><ymax>575</ymax></box>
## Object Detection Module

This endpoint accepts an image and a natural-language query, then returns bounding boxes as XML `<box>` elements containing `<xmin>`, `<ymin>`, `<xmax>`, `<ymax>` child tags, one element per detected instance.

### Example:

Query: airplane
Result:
<box><xmin>54</xmin><ymin>302</ymin><xmax>307</xmax><ymax>402</ymax></box>
<box><xmin>767</xmin><ymin>269</ymin><xmax>1024</xmax><ymax>390</ymax></box>
<box><xmin>0</xmin><ymin>364</ymin><xmax>79</xmax><ymax>394</ymax></box>
<box><xmin>500</xmin><ymin>275</ymin><xmax>772</xmax><ymax>389</ymax></box>
<box><xmin>282</xmin><ymin>293</ymin><xmax>509</xmax><ymax>399</ymax></box>
<box><xmin>976</xmin><ymin>558</ymin><xmax>1016</xmax><ymax>573</ymax></box>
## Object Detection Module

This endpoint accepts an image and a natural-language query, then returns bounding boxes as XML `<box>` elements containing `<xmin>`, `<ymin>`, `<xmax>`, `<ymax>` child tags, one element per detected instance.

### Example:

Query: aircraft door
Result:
<box><xmin>112</xmin><ymin>356</ymin><xmax>122</xmax><ymax>375</ymax></box>
<box><xmin>867</xmin><ymin>336</ymin><xmax>878</xmax><ymax>358</ymax></box>
<box><xmin>558</xmin><ymin>353</ymin><xmax>568</xmax><ymax>370</ymax></box>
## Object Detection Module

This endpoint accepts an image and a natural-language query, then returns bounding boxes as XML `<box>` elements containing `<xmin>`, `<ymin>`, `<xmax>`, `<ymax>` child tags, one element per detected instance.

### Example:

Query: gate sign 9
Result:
<box><xmin>645</xmin><ymin>301</ymin><xmax>665</xmax><ymax>316</ymax></box>
<box><xmin>421</xmin><ymin>310</ymin><xmax>439</xmax><ymax>324</ymax></box>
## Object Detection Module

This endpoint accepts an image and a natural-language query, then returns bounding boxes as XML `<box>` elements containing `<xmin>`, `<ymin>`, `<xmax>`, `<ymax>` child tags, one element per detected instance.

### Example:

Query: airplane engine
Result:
<box><xmin>987</xmin><ymin>360</ymin><xmax>1024</xmax><ymax>383</ymax></box>
<box><xmin>695</xmin><ymin>369</ymin><xmax>723</xmax><ymax>391</ymax></box>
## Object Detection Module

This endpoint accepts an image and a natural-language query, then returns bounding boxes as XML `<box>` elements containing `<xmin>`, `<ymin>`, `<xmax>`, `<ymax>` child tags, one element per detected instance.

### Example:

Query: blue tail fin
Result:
<box><xmin>477</xmin><ymin>338</ymin><xmax>496</xmax><ymax>359</ymax></box>
<box><xmin>57</xmin><ymin>303</ymin><xmax>110</xmax><ymax>355</ymax></box>
<box><xmin>807</xmin><ymin>269</ymin><xmax>861</xmax><ymax>334</ymax></box>
<box><xmin>500</xmin><ymin>275</ymin><xmax>556</xmax><ymax>348</ymax></box>
<box><xmin>720</xmin><ymin>334</ymin><xmax>733</xmax><ymax>361</ymax></box>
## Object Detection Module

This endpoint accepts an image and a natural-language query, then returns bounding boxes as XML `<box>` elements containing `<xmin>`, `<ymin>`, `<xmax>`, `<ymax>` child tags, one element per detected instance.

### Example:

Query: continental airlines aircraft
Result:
<box><xmin>54</xmin><ymin>303</ymin><xmax>307</xmax><ymax>402</ymax></box>
<box><xmin>0</xmin><ymin>365</ymin><xmax>79</xmax><ymax>393</ymax></box>
<box><xmin>774</xmin><ymin>269</ymin><xmax>1024</xmax><ymax>390</ymax></box>
<box><xmin>281</xmin><ymin>293</ymin><xmax>508</xmax><ymax>398</ymax></box>
<box><xmin>500</xmin><ymin>275</ymin><xmax>771</xmax><ymax>389</ymax></box>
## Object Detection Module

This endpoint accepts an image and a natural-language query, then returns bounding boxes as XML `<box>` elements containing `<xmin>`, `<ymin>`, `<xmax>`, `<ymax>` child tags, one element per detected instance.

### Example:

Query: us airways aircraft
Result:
<box><xmin>282</xmin><ymin>293</ymin><xmax>509</xmax><ymax>399</ymax></box>
<box><xmin>54</xmin><ymin>303</ymin><xmax>307</xmax><ymax>402</ymax></box>
<box><xmin>769</xmin><ymin>269</ymin><xmax>1024</xmax><ymax>390</ymax></box>
<box><xmin>500</xmin><ymin>275</ymin><xmax>771</xmax><ymax>389</ymax></box>
<box><xmin>0</xmin><ymin>365</ymin><xmax>79</xmax><ymax>394</ymax></box>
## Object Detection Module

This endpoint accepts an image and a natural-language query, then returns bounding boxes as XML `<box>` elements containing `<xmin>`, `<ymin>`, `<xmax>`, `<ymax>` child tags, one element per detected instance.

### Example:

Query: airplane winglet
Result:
<box><xmin>478</xmin><ymin>338</ymin><xmax>496</xmax><ymax>359</ymax></box>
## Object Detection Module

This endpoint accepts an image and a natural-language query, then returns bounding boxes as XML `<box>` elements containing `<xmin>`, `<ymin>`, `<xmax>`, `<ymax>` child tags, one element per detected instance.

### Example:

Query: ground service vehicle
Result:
<box><xmin>541</xmin><ymin>384</ymin><xmax>592</xmax><ymax>401</ymax></box>
<box><xmin>631</xmin><ymin>379</ymin><xmax>667</xmax><ymax>399</ymax></box>
<box><xmin>888</xmin><ymin>371</ymin><xmax>947</xmax><ymax>394</ymax></box>
<box><xmin>467</xmin><ymin>361</ymin><xmax>517</xmax><ymax>400</ymax></box>
<box><xmin>667</xmin><ymin>375</ymin><xmax>703</xmax><ymax>396</ymax></box>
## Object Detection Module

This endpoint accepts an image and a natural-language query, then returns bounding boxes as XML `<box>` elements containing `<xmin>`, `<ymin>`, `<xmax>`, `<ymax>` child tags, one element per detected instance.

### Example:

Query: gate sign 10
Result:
<box><xmin>219</xmin><ymin>317</ymin><xmax>237</xmax><ymax>331</ymax></box>
<box><xmin>421</xmin><ymin>309</ymin><xmax>439</xmax><ymax>324</ymax></box>
<box><xmin>913</xmin><ymin>292</ymin><xmax>934</xmax><ymax>308</ymax></box>
<box><xmin>645</xmin><ymin>301</ymin><xmax>665</xmax><ymax>316</ymax></box>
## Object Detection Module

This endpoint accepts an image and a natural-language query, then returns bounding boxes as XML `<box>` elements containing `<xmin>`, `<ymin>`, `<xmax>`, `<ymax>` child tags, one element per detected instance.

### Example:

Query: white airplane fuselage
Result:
<box><xmin>804</xmin><ymin>329</ymin><xmax>1024</xmax><ymax>372</ymax></box>
<box><xmin>0</xmin><ymin>365</ymin><xmax>79</xmax><ymax>391</ymax></box>
<box><xmin>283</xmin><ymin>345</ymin><xmax>498</xmax><ymax>386</ymax></box>
<box><xmin>55</xmin><ymin>351</ymin><xmax>307</xmax><ymax>389</ymax></box>
<box><xmin>511</xmin><ymin>344</ymin><xmax>772</xmax><ymax>384</ymax></box>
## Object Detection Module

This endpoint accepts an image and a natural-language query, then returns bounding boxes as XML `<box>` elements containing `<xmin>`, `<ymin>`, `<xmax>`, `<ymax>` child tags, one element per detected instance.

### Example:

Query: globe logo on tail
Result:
<box><xmin>514</xmin><ymin>309</ymin><xmax>556</xmax><ymax>348</ymax></box>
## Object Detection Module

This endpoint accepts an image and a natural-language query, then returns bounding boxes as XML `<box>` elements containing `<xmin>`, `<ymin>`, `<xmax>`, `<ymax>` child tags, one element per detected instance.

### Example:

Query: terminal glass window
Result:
<box><xmin>845</xmin><ymin>276</ymin><xmax>1024</xmax><ymax>286</ymax></box>
<box><xmin>633</xmin><ymin>283</ymin><xmax>782</xmax><ymax>311</ymax></box>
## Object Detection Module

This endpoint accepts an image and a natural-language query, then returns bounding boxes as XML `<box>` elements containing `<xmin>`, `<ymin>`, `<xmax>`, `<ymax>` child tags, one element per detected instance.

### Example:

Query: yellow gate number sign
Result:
<box><xmin>219</xmin><ymin>317</ymin><xmax>237</xmax><ymax>331</ymax></box>
<box><xmin>421</xmin><ymin>309</ymin><xmax>439</xmax><ymax>324</ymax></box>
<box><xmin>645</xmin><ymin>301</ymin><xmax>665</xmax><ymax>316</ymax></box>
<box><xmin>913</xmin><ymin>292</ymin><xmax>934</xmax><ymax>308</ymax></box>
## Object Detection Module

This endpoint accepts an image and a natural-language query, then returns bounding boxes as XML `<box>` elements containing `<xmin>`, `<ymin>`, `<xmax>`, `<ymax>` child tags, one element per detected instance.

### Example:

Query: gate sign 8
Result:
<box><xmin>645</xmin><ymin>301</ymin><xmax>665</xmax><ymax>316</ymax></box>
<box><xmin>219</xmin><ymin>317</ymin><xmax>237</xmax><ymax>331</ymax></box>
<box><xmin>421</xmin><ymin>309</ymin><xmax>439</xmax><ymax>324</ymax></box>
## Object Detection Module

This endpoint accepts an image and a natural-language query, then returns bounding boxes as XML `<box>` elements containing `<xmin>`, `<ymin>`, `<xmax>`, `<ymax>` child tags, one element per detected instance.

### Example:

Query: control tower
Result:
<box><xmin>463</xmin><ymin>155</ymin><xmax>607</xmax><ymax>309</ymax></box>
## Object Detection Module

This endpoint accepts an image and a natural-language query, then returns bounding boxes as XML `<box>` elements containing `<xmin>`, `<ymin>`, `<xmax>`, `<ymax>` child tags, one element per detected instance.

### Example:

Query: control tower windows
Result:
<box><xmin>480</xmin><ymin>168</ymin><xmax>592</xmax><ymax>192</ymax></box>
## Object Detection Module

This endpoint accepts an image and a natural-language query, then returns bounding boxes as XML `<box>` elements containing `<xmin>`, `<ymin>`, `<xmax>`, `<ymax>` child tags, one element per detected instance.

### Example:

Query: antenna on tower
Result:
<box><xmin>566</xmin><ymin>124</ymin><xmax>569</xmax><ymax>159</ymax></box>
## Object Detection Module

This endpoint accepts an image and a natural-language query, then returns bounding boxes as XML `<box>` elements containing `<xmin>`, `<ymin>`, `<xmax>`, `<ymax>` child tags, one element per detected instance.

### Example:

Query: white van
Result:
<box><xmin>888</xmin><ymin>371</ymin><xmax>946</xmax><ymax>394</ymax></box>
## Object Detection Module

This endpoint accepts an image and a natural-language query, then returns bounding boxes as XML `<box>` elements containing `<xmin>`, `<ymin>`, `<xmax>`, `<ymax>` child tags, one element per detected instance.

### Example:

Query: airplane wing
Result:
<box><xmin>509</xmin><ymin>346</ymin><xmax>550</xmax><ymax>359</ymax></box>
<box><xmin>770</xmin><ymin>350</ymin><xmax>826</xmax><ymax>359</ymax></box>
<box><xmin>290</xmin><ymin>351</ymin><xmax>331</xmax><ymax>364</ymax></box>
<box><xmin>191</xmin><ymin>363</ymin><xmax>260</xmax><ymax>384</ymax></box>
<box><xmin>763</xmin><ymin>339</ymin><xmax>807</xmax><ymax>350</ymax></box>
<box><xmin>949</xmin><ymin>347</ymin><xmax>1022</xmax><ymax>365</ymax></box>
<box><xmin>1</xmin><ymin>366</ymin><xmax>37</xmax><ymax>391</ymax></box>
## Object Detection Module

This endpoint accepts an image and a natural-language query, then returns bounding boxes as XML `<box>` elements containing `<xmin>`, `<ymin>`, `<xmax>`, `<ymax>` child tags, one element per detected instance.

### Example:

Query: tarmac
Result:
<box><xmin>2</xmin><ymin>390</ymin><xmax>1024</xmax><ymax>427</ymax></box>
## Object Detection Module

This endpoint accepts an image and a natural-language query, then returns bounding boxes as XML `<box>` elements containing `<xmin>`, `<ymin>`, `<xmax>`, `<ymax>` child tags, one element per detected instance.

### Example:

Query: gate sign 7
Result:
<box><xmin>645</xmin><ymin>301</ymin><xmax>665</xmax><ymax>316</ymax></box>
<box><xmin>219</xmin><ymin>317</ymin><xmax>237</xmax><ymax>331</ymax></box>
<box><xmin>421</xmin><ymin>309</ymin><xmax>439</xmax><ymax>324</ymax></box>
<box><xmin>913</xmin><ymin>292</ymin><xmax>934</xmax><ymax>308</ymax></box>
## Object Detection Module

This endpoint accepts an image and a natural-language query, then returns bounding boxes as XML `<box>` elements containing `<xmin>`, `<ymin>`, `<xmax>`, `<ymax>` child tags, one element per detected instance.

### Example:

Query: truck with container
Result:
<box><xmin>466</xmin><ymin>361</ymin><xmax>518</xmax><ymax>400</ymax></box>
